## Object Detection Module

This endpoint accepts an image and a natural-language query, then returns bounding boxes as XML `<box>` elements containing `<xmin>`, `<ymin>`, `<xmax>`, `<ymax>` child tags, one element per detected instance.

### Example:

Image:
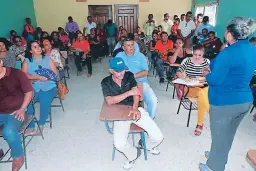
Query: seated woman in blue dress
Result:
<box><xmin>22</xmin><ymin>41</ymin><xmax>58</xmax><ymax>134</ymax></box>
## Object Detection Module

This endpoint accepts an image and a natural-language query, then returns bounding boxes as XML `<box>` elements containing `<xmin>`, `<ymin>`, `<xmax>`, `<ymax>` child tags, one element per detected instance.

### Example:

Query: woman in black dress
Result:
<box><xmin>88</xmin><ymin>28</ymin><xmax>101</xmax><ymax>60</ymax></box>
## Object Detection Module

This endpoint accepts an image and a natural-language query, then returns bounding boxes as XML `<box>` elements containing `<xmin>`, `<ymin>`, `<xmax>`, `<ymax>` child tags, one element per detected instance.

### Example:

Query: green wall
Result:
<box><xmin>192</xmin><ymin>0</ymin><xmax>256</xmax><ymax>39</ymax></box>
<box><xmin>0</xmin><ymin>0</ymin><xmax>37</xmax><ymax>38</ymax></box>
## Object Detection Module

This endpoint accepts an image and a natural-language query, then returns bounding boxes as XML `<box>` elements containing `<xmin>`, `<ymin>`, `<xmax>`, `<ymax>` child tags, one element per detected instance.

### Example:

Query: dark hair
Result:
<box><xmin>158</xmin><ymin>25</ymin><xmax>162</xmax><ymax>29</ymax></box>
<box><xmin>13</xmin><ymin>36</ymin><xmax>22</xmax><ymax>42</ymax></box>
<box><xmin>160</xmin><ymin>31</ymin><xmax>168</xmax><ymax>37</ymax></box>
<box><xmin>249</xmin><ymin>37</ymin><xmax>256</xmax><ymax>44</ymax></box>
<box><xmin>87</xmin><ymin>16</ymin><xmax>92</xmax><ymax>19</ymax></box>
<box><xmin>181</xmin><ymin>14</ymin><xmax>185</xmax><ymax>18</ymax></box>
<box><xmin>208</xmin><ymin>31</ymin><xmax>216</xmax><ymax>36</ymax></box>
<box><xmin>164</xmin><ymin>13</ymin><xmax>169</xmax><ymax>18</ymax></box>
<box><xmin>193</xmin><ymin>44</ymin><xmax>204</xmax><ymax>51</ymax></box>
<box><xmin>25</xmin><ymin>41</ymin><xmax>44</xmax><ymax>62</ymax></box>
<box><xmin>74</xmin><ymin>31</ymin><xmax>83</xmax><ymax>40</ymax></box>
<box><xmin>0</xmin><ymin>37</ymin><xmax>12</xmax><ymax>51</ymax></box>
<box><xmin>152</xmin><ymin>32</ymin><xmax>158</xmax><ymax>37</ymax></box>
<box><xmin>25</xmin><ymin>17</ymin><xmax>31</xmax><ymax>21</ymax></box>
<box><xmin>107</xmin><ymin>19</ymin><xmax>113</xmax><ymax>24</ymax></box>
<box><xmin>197</xmin><ymin>13</ymin><xmax>203</xmax><ymax>17</ymax></box>
<box><xmin>203</xmin><ymin>16</ymin><xmax>209</xmax><ymax>23</ymax></box>
<box><xmin>10</xmin><ymin>30</ymin><xmax>16</xmax><ymax>36</ymax></box>
<box><xmin>226</xmin><ymin>17</ymin><xmax>256</xmax><ymax>40</ymax></box>
<box><xmin>202</xmin><ymin>28</ymin><xmax>208</xmax><ymax>32</ymax></box>
<box><xmin>68</xmin><ymin>16</ymin><xmax>73</xmax><ymax>20</ymax></box>
<box><xmin>174</xmin><ymin>15</ymin><xmax>178</xmax><ymax>18</ymax></box>
<box><xmin>148</xmin><ymin>14</ymin><xmax>153</xmax><ymax>18</ymax></box>
<box><xmin>186</xmin><ymin>11</ymin><xmax>192</xmax><ymax>16</ymax></box>
<box><xmin>175</xmin><ymin>18</ymin><xmax>180</xmax><ymax>23</ymax></box>
<box><xmin>127</xmin><ymin>33</ymin><xmax>134</xmax><ymax>40</ymax></box>
<box><xmin>51</xmin><ymin>31</ymin><xmax>59</xmax><ymax>38</ymax></box>
<box><xmin>58</xmin><ymin>27</ymin><xmax>63</xmax><ymax>31</ymax></box>
<box><xmin>175</xmin><ymin>38</ymin><xmax>184</xmax><ymax>43</ymax></box>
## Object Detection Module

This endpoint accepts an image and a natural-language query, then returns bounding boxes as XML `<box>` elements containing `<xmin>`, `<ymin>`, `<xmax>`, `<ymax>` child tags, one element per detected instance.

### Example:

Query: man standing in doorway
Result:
<box><xmin>83</xmin><ymin>16</ymin><xmax>96</xmax><ymax>36</ymax></box>
<box><xmin>143</xmin><ymin>14</ymin><xmax>157</xmax><ymax>43</ymax></box>
<box><xmin>161</xmin><ymin>13</ymin><xmax>173</xmax><ymax>35</ymax></box>
<box><xmin>65</xmin><ymin>16</ymin><xmax>79</xmax><ymax>43</ymax></box>
<box><xmin>178</xmin><ymin>11</ymin><xmax>196</xmax><ymax>47</ymax></box>
<box><xmin>104</xmin><ymin>19</ymin><xmax>118</xmax><ymax>57</ymax></box>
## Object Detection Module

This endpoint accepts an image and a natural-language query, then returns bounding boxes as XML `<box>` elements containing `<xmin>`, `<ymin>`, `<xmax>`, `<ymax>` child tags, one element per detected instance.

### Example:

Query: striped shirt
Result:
<box><xmin>178</xmin><ymin>57</ymin><xmax>210</xmax><ymax>78</ymax></box>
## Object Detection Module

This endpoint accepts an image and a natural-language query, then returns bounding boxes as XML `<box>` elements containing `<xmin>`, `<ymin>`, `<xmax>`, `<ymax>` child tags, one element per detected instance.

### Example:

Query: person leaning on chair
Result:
<box><xmin>0</xmin><ymin>58</ymin><xmax>34</xmax><ymax>171</ymax></box>
<box><xmin>101</xmin><ymin>57</ymin><xmax>164</xmax><ymax>170</ymax></box>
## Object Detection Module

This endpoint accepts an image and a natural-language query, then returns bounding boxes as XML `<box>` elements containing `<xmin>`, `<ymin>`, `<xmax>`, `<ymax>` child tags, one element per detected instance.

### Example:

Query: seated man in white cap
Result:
<box><xmin>101</xmin><ymin>57</ymin><xmax>164</xmax><ymax>170</ymax></box>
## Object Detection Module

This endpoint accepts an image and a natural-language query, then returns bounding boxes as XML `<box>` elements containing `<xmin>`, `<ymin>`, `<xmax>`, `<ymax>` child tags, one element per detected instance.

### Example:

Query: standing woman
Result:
<box><xmin>88</xmin><ymin>28</ymin><xmax>101</xmax><ymax>60</ymax></box>
<box><xmin>22</xmin><ymin>41</ymin><xmax>58</xmax><ymax>134</ymax></box>
<box><xmin>23</xmin><ymin>17</ymin><xmax>35</xmax><ymax>42</ymax></box>
<box><xmin>199</xmin><ymin>17</ymin><xmax>256</xmax><ymax>171</ymax></box>
<box><xmin>0</xmin><ymin>38</ymin><xmax>16</xmax><ymax>68</ymax></box>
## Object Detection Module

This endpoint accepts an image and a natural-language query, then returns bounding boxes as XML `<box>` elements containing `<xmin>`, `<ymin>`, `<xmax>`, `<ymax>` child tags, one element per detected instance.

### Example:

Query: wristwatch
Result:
<box><xmin>20</xmin><ymin>107</ymin><xmax>27</xmax><ymax>112</ymax></box>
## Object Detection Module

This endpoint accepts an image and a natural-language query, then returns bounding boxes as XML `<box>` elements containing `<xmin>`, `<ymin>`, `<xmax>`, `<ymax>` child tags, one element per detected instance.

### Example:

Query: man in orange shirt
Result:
<box><xmin>155</xmin><ymin>31</ymin><xmax>174</xmax><ymax>83</ymax></box>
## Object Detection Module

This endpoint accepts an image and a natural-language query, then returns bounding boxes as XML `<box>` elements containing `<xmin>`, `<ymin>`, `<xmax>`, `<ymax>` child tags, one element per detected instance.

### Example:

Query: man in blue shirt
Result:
<box><xmin>116</xmin><ymin>38</ymin><xmax>158</xmax><ymax>118</ymax></box>
<box><xmin>195</xmin><ymin>16</ymin><xmax>214</xmax><ymax>37</ymax></box>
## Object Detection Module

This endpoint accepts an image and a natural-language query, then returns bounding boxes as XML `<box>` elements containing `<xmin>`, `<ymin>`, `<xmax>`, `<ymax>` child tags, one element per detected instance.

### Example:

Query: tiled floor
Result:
<box><xmin>0</xmin><ymin>57</ymin><xmax>255</xmax><ymax>171</ymax></box>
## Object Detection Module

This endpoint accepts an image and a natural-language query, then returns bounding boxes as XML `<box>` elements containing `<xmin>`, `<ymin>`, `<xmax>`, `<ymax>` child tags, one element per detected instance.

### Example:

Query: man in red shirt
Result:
<box><xmin>155</xmin><ymin>31</ymin><xmax>174</xmax><ymax>83</ymax></box>
<box><xmin>0</xmin><ymin>58</ymin><xmax>33</xmax><ymax>171</ymax></box>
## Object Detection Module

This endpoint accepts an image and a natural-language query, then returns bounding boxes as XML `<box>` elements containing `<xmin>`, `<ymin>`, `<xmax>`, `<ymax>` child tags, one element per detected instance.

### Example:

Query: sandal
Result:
<box><xmin>194</xmin><ymin>125</ymin><xmax>203</xmax><ymax>136</ymax></box>
<box><xmin>199</xmin><ymin>163</ymin><xmax>212</xmax><ymax>171</ymax></box>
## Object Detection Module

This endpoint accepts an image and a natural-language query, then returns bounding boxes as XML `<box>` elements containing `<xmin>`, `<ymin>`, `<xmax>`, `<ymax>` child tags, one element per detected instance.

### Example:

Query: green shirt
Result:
<box><xmin>104</xmin><ymin>23</ymin><xmax>117</xmax><ymax>38</ymax></box>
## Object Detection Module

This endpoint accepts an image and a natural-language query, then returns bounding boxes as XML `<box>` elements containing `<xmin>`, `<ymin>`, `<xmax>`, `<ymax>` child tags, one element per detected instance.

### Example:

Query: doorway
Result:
<box><xmin>114</xmin><ymin>5</ymin><xmax>139</xmax><ymax>33</ymax></box>
<box><xmin>88</xmin><ymin>5</ymin><xmax>113</xmax><ymax>29</ymax></box>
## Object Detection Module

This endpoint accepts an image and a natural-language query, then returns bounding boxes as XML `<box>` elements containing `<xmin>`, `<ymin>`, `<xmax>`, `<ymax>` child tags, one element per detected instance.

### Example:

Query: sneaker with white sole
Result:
<box><xmin>123</xmin><ymin>147</ymin><xmax>141</xmax><ymax>170</ymax></box>
<box><xmin>138</xmin><ymin>139</ymin><xmax>160</xmax><ymax>155</ymax></box>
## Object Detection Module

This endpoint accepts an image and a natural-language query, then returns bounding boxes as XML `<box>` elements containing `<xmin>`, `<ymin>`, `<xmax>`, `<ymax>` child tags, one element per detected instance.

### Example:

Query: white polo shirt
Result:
<box><xmin>178</xmin><ymin>20</ymin><xmax>196</xmax><ymax>37</ymax></box>
<box><xmin>161</xmin><ymin>19</ymin><xmax>173</xmax><ymax>35</ymax></box>
<box><xmin>84</xmin><ymin>22</ymin><xmax>96</xmax><ymax>35</ymax></box>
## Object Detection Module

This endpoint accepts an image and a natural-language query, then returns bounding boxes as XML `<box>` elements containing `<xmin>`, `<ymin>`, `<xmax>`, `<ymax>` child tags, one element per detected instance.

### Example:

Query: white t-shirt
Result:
<box><xmin>178</xmin><ymin>20</ymin><xmax>196</xmax><ymax>37</ymax></box>
<box><xmin>84</xmin><ymin>22</ymin><xmax>97</xmax><ymax>35</ymax></box>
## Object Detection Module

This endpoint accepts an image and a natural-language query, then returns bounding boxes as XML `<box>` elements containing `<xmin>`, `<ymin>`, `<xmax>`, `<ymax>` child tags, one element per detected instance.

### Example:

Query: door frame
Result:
<box><xmin>88</xmin><ymin>5</ymin><xmax>113</xmax><ymax>19</ymax></box>
<box><xmin>114</xmin><ymin>4</ymin><xmax>139</xmax><ymax>24</ymax></box>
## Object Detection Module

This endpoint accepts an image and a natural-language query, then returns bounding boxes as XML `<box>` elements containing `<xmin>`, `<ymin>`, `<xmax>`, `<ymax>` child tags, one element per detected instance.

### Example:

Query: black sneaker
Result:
<box><xmin>159</xmin><ymin>78</ymin><xmax>165</xmax><ymax>83</ymax></box>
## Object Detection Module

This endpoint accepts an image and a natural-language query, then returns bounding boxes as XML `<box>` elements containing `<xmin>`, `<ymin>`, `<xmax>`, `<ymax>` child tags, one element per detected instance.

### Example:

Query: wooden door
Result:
<box><xmin>88</xmin><ymin>5</ymin><xmax>112</xmax><ymax>29</ymax></box>
<box><xmin>114</xmin><ymin>5</ymin><xmax>139</xmax><ymax>33</ymax></box>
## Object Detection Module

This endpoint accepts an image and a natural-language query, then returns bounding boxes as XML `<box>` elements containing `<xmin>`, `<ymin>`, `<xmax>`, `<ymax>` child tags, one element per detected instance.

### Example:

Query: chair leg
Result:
<box><xmin>166</xmin><ymin>81</ymin><xmax>169</xmax><ymax>92</ymax></box>
<box><xmin>132</xmin><ymin>133</ymin><xmax>135</xmax><ymax>147</ymax></box>
<box><xmin>66</xmin><ymin>68</ymin><xmax>70</xmax><ymax>79</ymax></box>
<box><xmin>140</xmin><ymin>132</ymin><xmax>147</xmax><ymax>160</ymax></box>
<box><xmin>172</xmin><ymin>86</ymin><xmax>176</xmax><ymax>99</ymax></box>
<box><xmin>187</xmin><ymin>102</ymin><xmax>193</xmax><ymax>127</ymax></box>
<box><xmin>22</xmin><ymin>134</ymin><xmax>28</xmax><ymax>169</ymax></box>
<box><xmin>58</xmin><ymin>92</ymin><xmax>65</xmax><ymax>112</ymax></box>
<box><xmin>49</xmin><ymin>111</ymin><xmax>52</xmax><ymax>129</ymax></box>
<box><xmin>250</xmin><ymin>106</ymin><xmax>254</xmax><ymax>113</ymax></box>
<box><xmin>112</xmin><ymin>145</ymin><xmax>116</xmax><ymax>161</ymax></box>
<box><xmin>177</xmin><ymin>100</ymin><xmax>182</xmax><ymax>114</ymax></box>
<box><xmin>34</xmin><ymin>117</ymin><xmax>44</xmax><ymax>140</ymax></box>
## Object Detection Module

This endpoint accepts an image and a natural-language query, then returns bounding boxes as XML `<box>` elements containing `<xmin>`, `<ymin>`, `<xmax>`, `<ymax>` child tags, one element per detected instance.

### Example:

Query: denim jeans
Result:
<box><xmin>27</xmin><ymin>87</ymin><xmax>57</xmax><ymax>128</ymax></box>
<box><xmin>143</xmin><ymin>82</ymin><xmax>158</xmax><ymax>118</ymax></box>
<box><xmin>0</xmin><ymin>114</ymin><xmax>22</xmax><ymax>158</ymax></box>
<box><xmin>107</xmin><ymin>37</ymin><xmax>116</xmax><ymax>55</ymax></box>
<box><xmin>156</xmin><ymin>58</ymin><xmax>165</xmax><ymax>79</ymax></box>
<box><xmin>206</xmin><ymin>103</ymin><xmax>251</xmax><ymax>171</ymax></box>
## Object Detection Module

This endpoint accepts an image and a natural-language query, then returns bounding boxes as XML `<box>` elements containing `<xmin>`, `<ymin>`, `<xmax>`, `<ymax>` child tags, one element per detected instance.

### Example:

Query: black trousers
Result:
<box><xmin>75</xmin><ymin>55</ymin><xmax>92</xmax><ymax>74</ymax></box>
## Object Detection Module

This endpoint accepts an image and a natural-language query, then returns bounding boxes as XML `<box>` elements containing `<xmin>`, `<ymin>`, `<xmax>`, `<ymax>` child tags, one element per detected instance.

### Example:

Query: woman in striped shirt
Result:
<box><xmin>176</xmin><ymin>44</ymin><xmax>210</xmax><ymax>136</ymax></box>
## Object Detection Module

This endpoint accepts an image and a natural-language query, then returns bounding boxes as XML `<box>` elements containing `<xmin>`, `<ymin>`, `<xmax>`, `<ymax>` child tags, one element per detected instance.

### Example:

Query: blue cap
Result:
<box><xmin>109</xmin><ymin>57</ymin><xmax>128</xmax><ymax>72</ymax></box>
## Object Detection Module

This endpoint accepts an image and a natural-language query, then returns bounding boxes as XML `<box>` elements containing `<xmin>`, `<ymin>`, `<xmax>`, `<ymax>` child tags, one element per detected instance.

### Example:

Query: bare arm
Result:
<box><xmin>169</xmin><ymin>51</ymin><xmax>178</xmax><ymax>64</ymax></box>
<box><xmin>20</xmin><ymin>91</ymin><xmax>34</xmax><ymax>109</ymax></box>
<box><xmin>105</xmin><ymin>91</ymin><xmax>131</xmax><ymax>105</ymax></box>
<box><xmin>176</xmin><ymin>71</ymin><xmax>187</xmax><ymax>79</ymax></box>
<box><xmin>133</xmin><ymin>94</ymin><xmax>140</xmax><ymax>110</ymax></box>
<box><xmin>186</xmin><ymin>30</ymin><xmax>195</xmax><ymax>39</ymax></box>
<box><xmin>22</xmin><ymin>61</ymin><xmax>42</xmax><ymax>80</ymax></box>
<box><xmin>134</xmin><ymin>71</ymin><xmax>148</xmax><ymax>78</ymax></box>
<box><xmin>49</xmin><ymin>59</ymin><xmax>59</xmax><ymax>76</ymax></box>
<box><xmin>177</xmin><ymin>29</ymin><xmax>183</xmax><ymax>38</ymax></box>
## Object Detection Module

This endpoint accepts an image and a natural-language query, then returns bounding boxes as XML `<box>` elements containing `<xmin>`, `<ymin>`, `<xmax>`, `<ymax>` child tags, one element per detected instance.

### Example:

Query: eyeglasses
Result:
<box><xmin>15</xmin><ymin>40</ymin><xmax>22</xmax><ymax>43</ymax></box>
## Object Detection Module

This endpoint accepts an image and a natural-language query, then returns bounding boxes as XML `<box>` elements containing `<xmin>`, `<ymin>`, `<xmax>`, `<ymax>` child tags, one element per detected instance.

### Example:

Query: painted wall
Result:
<box><xmin>33</xmin><ymin>0</ymin><xmax>191</xmax><ymax>32</ymax></box>
<box><xmin>0</xmin><ymin>0</ymin><xmax>37</xmax><ymax>38</ymax></box>
<box><xmin>192</xmin><ymin>0</ymin><xmax>256</xmax><ymax>38</ymax></box>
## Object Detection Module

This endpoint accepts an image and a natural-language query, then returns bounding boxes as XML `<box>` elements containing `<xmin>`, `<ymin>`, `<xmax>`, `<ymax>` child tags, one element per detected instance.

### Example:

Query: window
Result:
<box><xmin>195</xmin><ymin>3</ymin><xmax>218</xmax><ymax>26</ymax></box>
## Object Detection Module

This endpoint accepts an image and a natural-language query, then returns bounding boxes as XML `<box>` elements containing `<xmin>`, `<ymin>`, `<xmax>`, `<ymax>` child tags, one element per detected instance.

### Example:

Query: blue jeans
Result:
<box><xmin>143</xmin><ymin>82</ymin><xmax>158</xmax><ymax>118</ymax></box>
<box><xmin>0</xmin><ymin>114</ymin><xmax>22</xmax><ymax>158</ymax></box>
<box><xmin>27</xmin><ymin>87</ymin><xmax>57</xmax><ymax>128</ymax></box>
<box><xmin>107</xmin><ymin>37</ymin><xmax>116</xmax><ymax>55</ymax></box>
<box><xmin>156</xmin><ymin>58</ymin><xmax>165</xmax><ymax>79</ymax></box>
